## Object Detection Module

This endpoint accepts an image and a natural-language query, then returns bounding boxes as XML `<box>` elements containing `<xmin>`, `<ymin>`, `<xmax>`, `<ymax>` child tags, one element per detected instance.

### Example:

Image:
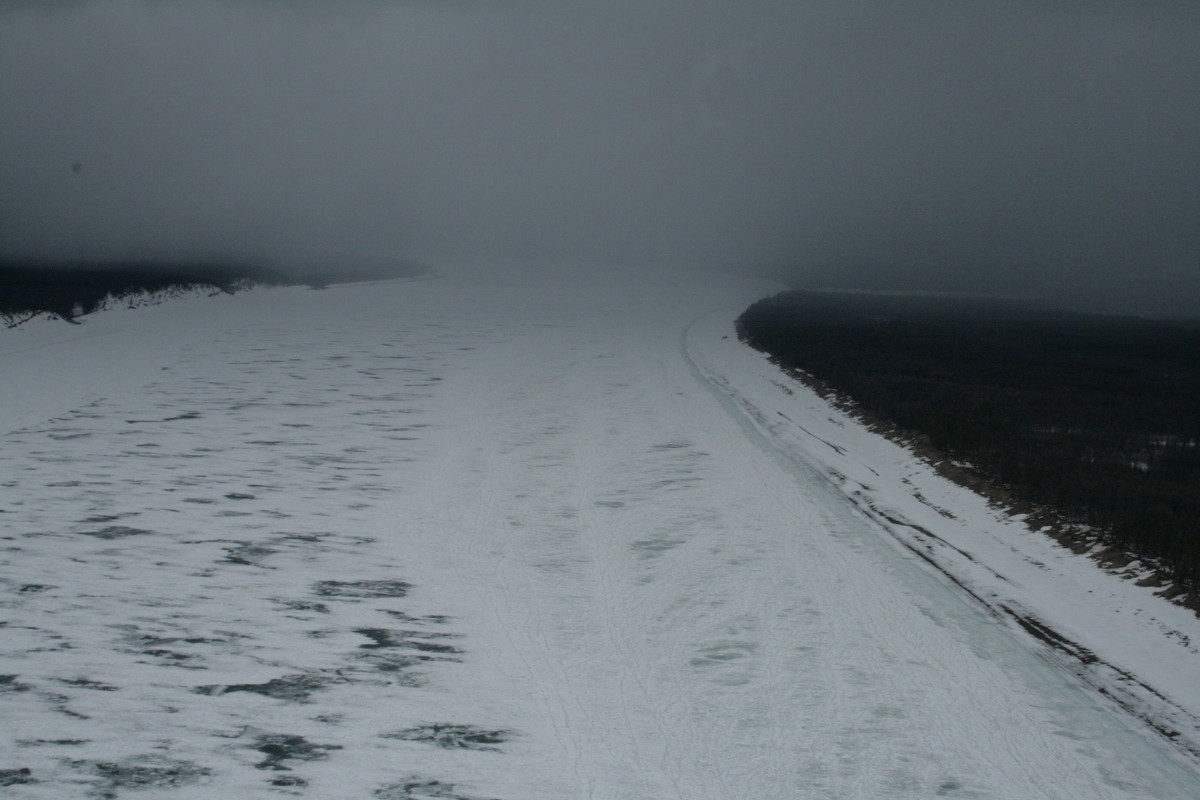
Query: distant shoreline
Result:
<box><xmin>0</xmin><ymin>255</ymin><xmax>432</xmax><ymax>325</ymax></box>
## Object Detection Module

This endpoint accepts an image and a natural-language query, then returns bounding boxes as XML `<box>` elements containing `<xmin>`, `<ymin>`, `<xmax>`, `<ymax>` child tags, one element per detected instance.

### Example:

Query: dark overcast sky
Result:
<box><xmin>2</xmin><ymin>1</ymin><xmax>1198</xmax><ymax>315</ymax></box>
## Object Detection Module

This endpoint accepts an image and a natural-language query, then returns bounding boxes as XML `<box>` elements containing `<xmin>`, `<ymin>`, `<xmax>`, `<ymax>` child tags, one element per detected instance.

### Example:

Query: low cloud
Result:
<box><xmin>2</xmin><ymin>1</ymin><xmax>1197</xmax><ymax>314</ymax></box>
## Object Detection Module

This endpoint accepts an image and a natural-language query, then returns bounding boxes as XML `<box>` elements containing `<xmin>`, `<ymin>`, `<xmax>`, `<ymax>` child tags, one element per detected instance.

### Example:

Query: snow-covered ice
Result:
<box><xmin>1</xmin><ymin>263</ymin><xmax>1198</xmax><ymax>798</ymax></box>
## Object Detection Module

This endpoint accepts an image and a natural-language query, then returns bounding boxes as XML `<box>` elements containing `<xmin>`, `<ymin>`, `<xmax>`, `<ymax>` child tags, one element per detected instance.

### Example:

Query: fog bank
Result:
<box><xmin>2</xmin><ymin>1</ymin><xmax>1197</xmax><ymax>314</ymax></box>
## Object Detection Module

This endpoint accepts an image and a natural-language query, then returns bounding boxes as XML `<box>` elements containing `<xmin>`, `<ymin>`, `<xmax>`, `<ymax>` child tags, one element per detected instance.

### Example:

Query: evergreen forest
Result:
<box><xmin>737</xmin><ymin>290</ymin><xmax>1200</xmax><ymax>592</ymax></box>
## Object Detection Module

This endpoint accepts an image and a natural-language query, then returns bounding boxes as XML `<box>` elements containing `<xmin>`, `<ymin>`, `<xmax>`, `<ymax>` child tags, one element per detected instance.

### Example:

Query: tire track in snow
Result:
<box><xmin>683</xmin><ymin>308</ymin><xmax>1200</xmax><ymax>794</ymax></box>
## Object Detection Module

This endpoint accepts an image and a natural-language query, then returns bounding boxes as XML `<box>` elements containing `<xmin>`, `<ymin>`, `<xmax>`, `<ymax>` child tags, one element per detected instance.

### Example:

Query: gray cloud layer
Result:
<box><xmin>2</xmin><ymin>1</ymin><xmax>1198</xmax><ymax>314</ymax></box>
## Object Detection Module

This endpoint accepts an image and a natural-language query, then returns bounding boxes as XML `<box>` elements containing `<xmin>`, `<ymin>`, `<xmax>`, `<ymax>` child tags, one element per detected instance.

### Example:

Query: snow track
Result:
<box><xmin>1</xmin><ymin>265</ymin><xmax>1198</xmax><ymax>798</ymax></box>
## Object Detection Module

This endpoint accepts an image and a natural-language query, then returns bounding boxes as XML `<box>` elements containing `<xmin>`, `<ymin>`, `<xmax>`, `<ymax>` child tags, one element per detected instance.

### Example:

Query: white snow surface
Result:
<box><xmin>1</xmin><ymin>263</ymin><xmax>1198</xmax><ymax>798</ymax></box>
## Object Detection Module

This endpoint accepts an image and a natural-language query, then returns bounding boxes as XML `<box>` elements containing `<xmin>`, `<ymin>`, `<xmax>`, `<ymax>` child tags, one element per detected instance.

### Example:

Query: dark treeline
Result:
<box><xmin>0</xmin><ymin>258</ymin><xmax>285</xmax><ymax>322</ymax></box>
<box><xmin>737</xmin><ymin>290</ymin><xmax>1200</xmax><ymax>590</ymax></box>
<box><xmin>0</xmin><ymin>255</ymin><xmax>430</xmax><ymax>323</ymax></box>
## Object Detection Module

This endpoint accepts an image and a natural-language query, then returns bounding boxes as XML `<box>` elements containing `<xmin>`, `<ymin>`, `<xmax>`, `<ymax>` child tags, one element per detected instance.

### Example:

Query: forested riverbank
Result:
<box><xmin>0</xmin><ymin>256</ymin><xmax>430</xmax><ymax>326</ymax></box>
<box><xmin>737</xmin><ymin>290</ymin><xmax>1200</xmax><ymax>601</ymax></box>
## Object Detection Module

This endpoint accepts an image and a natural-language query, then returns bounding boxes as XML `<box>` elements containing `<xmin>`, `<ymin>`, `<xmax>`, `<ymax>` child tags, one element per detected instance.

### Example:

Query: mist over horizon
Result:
<box><xmin>2</xmin><ymin>1</ymin><xmax>1198</xmax><ymax>316</ymax></box>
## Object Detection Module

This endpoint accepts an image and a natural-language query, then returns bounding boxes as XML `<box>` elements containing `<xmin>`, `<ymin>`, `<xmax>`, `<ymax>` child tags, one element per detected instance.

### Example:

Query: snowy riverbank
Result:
<box><xmin>1</xmin><ymin>265</ymin><xmax>1197</xmax><ymax>798</ymax></box>
<box><xmin>686</xmin><ymin>306</ymin><xmax>1200</xmax><ymax>763</ymax></box>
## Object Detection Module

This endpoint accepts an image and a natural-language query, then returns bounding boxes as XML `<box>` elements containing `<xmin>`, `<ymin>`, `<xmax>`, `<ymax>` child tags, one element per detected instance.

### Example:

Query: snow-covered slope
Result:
<box><xmin>1</xmin><ymin>264</ymin><xmax>1197</xmax><ymax>798</ymax></box>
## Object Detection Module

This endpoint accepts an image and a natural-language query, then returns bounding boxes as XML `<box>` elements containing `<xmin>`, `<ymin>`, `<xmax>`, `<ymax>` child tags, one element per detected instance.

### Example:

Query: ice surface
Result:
<box><xmin>1</xmin><ymin>265</ymin><xmax>1198</xmax><ymax>798</ymax></box>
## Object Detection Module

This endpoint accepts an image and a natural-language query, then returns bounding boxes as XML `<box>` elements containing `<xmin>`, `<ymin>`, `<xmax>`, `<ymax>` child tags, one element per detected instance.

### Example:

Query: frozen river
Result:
<box><xmin>1</xmin><ymin>263</ymin><xmax>1198</xmax><ymax>798</ymax></box>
